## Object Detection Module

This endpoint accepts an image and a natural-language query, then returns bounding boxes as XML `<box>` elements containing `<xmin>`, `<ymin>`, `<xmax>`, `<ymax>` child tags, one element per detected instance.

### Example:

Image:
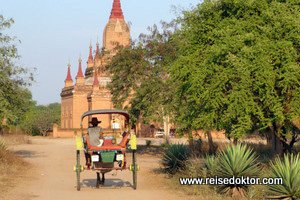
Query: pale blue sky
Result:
<box><xmin>1</xmin><ymin>0</ymin><xmax>200</xmax><ymax>105</ymax></box>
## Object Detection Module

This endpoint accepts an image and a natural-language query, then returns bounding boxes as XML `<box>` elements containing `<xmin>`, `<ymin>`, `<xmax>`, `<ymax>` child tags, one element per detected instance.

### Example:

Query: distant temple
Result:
<box><xmin>60</xmin><ymin>0</ymin><xmax>130</xmax><ymax>133</ymax></box>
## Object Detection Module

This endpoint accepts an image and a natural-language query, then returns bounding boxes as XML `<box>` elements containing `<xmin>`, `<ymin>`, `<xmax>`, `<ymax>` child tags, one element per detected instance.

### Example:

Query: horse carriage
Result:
<box><xmin>74</xmin><ymin>110</ymin><xmax>139</xmax><ymax>191</ymax></box>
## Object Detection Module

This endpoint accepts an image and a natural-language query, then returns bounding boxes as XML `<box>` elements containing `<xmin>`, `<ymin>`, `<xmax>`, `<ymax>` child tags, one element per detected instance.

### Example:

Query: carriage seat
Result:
<box><xmin>86</xmin><ymin>132</ymin><xmax>130</xmax><ymax>151</ymax></box>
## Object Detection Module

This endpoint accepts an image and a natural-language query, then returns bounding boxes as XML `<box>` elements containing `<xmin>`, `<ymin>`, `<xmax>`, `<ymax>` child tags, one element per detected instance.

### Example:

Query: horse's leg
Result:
<box><xmin>101</xmin><ymin>173</ymin><xmax>105</xmax><ymax>185</ymax></box>
<box><xmin>96</xmin><ymin>172</ymin><xmax>100</xmax><ymax>188</ymax></box>
<box><xmin>84</xmin><ymin>153</ymin><xmax>91</xmax><ymax>168</ymax></box>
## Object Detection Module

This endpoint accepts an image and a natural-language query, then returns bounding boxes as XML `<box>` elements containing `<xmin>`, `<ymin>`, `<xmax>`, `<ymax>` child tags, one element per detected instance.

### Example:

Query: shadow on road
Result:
<box><xmin>135</xmin><ymin>145</ymin><xmax>164</xmax><ymax>156</ymax></box>
<box><xmin>82</xmin><ymin>178</ymin><xmax>132</xmax><ymax>189</ymax></box>
<box><xmin>14</xmin><ymin>150</ymin><xmax>45</xmax><ymax>158</ymax></box>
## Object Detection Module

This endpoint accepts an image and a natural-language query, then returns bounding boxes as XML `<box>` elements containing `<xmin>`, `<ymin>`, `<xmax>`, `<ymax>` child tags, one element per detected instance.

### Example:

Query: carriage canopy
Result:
<box><xmin>81</xmin><ymin>109</ymin><xmax>130</xmax><ymax>123</ymax></box>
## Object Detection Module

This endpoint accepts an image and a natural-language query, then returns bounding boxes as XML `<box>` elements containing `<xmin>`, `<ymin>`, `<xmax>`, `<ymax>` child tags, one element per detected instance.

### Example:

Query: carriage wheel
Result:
<box><xmin>132</xmin><ymin>150</ymin><xmax>137</xmax><ymax>190</ymax></box>
<box><xmin>76</xmin><ymin>150</ymin><xmax>81</xmax><ymax>191</ymax></box>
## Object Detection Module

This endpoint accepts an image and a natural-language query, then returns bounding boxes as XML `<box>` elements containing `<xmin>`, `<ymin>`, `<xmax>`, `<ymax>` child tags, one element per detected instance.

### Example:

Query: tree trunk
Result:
<box><xmin>206</xmin><ymin>130</ymin><xmax>217</xmax><ymax>154</ymax></box>
<box><xmin>289</xmin><ymin>135</ymin><xmax>297</xmax><ymax>151</ymax></box>
<box><xmin>150</xmin><ymin>127</ymin><xmax>154</xmax><ymax>138</ymax></box>
<box><xmin>136</xmin><ymin>121</ymin><xmax>140</xmax><ymax>138</ymax></box>
<box><xmin>233</xmin><ymin>138</ymin><xmax>238</xmax><ymax>145</ymax></box>
<box><xmin>42</xmin><ymin>131</ymin><xmax>47</xmax><ymax>137</ymax></box>
<box><xmin>163</xmin><ymin>115</ymin><xmax>170</xmax><ymax>144</ymax></box>
<box><xmin>269</xmin><ymin>123</ymin><xmax>284</xmax><ymax>156</ymax></box>
<box><xmin>265</xmin><ymin>131</ymin><xmax>272</xmax><ymax>145</ymax></box>
<box><xmin>135</xmin><ymin>117</ymin><xmax>141</xmax><ymax>138</ymax></box>
<box><xmin>133</xmin><ymin>125</ymin><xmax>138</xmax><ymax>137</ymax></box>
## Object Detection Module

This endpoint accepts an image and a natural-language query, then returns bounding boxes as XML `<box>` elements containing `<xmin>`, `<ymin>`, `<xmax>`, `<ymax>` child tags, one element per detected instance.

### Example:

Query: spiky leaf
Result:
<box><xmin>268</xmin><ymin>154</ymin><xmax>300</xmax><ymax>200</ymax></box>
<box><xmin>161</xmin><ymin>143</ymin><xmax>190</xmax><ymax>174</ymax></box>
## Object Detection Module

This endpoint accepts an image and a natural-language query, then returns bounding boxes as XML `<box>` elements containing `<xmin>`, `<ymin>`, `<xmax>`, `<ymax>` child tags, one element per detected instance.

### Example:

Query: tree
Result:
<box><xmin>32</xmin><ymin>108</ymin><xmax>57</xmax><ymax>136</ymax></box>
<box><xmin>170</xmin><ymin>0</ymin><xmax>300</xmax><ymax>154</ymax></box>
<box><xmin>21</xmin><ymin>103</ymin><xmax>61</xmax><ymax>136</ymax></box>
<box><xmin>0</xmin><ymin>15</ymin><xmax>34</xmax><ymax>125</ymax></box>
<box><xmin>106</xmin><ymin>21</ymin><xmax>178</xmax><ymax>140</ymax></box>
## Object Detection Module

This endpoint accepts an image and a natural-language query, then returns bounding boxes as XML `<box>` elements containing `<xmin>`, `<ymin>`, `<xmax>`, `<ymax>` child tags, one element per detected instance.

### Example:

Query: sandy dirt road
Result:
<box><xmin>3</xmin><ymin>138</ymin><xmax>191</xmax><ymax>200</ymax></box>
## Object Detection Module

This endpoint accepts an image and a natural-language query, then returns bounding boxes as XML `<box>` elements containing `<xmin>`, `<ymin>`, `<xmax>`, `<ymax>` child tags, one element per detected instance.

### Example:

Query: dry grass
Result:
<box><xmin>192</xmin><ymin>140</ymin><xmax>285</xmax><ymax>161</ymax></box>
<box><xmin>0</xmin><ymin>137</ymin><xmax>30</xmax><ymax>194</ymax></box>
<box><xmin>159</xmin><ymin>157</ymin><xmax>231</xmax><ymax>200</ymax></box>
<box><xmin>0</xmin><ymin>134</ymin><xmax>31</xmax><ymax>145</ymax></box>
<box><xmin>137</xmin><ymin>144</ymin><xmax>166</xmax><ymax>156</ymax></box>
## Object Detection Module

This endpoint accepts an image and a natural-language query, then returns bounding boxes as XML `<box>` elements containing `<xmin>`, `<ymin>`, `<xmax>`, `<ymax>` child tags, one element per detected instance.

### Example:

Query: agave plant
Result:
<box><xmin>268</xmin><ymin>154</ymin><xmax>300</xmax><ymax>200</ymax></box>
<box><xmin>205</xmin><ymin>144</ymin><xmax>260</xmax><ymax>198</ymax></box>
<box><xmin>161</xmin><ymin>143</ymin><xmax>190</xmax><ymax>174</ymax></box>
<box><xmin>205</xmin><ymin>154</ymin><xmax>219</xmax><ymax>177</ymax></box>
<box><xmin>218</xmin><ymin>144</ymin><xmax>260</xmax><ymax>177</ymax></box>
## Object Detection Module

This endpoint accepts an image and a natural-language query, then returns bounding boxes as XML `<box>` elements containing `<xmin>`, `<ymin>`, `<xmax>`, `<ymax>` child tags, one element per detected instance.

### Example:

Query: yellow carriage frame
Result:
<box><xmin>74</xmin><ymin>109</ymin><xmax>138</xmax><ymax>191</ymax></box>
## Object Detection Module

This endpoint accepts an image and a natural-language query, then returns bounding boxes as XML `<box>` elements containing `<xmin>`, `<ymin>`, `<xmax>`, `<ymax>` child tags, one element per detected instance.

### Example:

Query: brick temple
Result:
<box><xmin>60</xmin><ymin>0</ymin><xmax>130</xmax><ymax>134</ymax></box>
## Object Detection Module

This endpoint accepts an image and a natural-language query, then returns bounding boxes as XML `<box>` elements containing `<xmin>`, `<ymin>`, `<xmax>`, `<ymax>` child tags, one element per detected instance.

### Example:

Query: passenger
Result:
<box><xmin>84</xmin><ymin>117</ymin><xmax>103</xmax><ymax>168</ymax></box>
<box><xmin>88</xmin><ymin>117</ymin><xmax>104</xmax><ymax>147</ymax></box>
<box><xmin>122</xmin><ymin>123</ymin><xmax>129</xmax><ymax>137</ymax></box>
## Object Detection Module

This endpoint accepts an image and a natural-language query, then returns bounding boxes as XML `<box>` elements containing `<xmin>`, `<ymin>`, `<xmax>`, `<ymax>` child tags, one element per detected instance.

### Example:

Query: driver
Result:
<box><xmin>88</xmin><ymin>117</ymin><xmax>104</xmax><ymax>147</ymax></box>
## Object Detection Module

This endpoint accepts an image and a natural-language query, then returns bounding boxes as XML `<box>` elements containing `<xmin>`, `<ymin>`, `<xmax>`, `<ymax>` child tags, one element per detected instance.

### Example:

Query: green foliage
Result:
<box><xmin>170</xmin><ymin>0</ymin><xmax>300</xmax><ymax>145</ymax></box>
<box><xmin>217</xmin><ymin>144</ymin><xmax>260</xmax><ymax>177</ymax></box>
<box><xmin>0</xmin><ymin>15</ymin><xmax>34</xmax><ymax>124</ymax></box>
<box><xmin>268</xmin><ymin>154</ymin><xmax>300</xmax><ymax>200</ymax></box>
<box><xmin>20</xmin><ymin>103</ymin><xmax>61</xmax><ymax>136</ymax></box>
<box><xmin>205</xmin><ymin>154</ymin><xmax>219</xmax><ymax>176</ymax></box>
<box><xmin>6</xmin><ymin>88</ymin><xmax>36</xmax><ymax>125</ymax></box>
<box><xmin>205</xmin><ymin>144</ymin><xmax>260</xmax><ymax>196</ymax></box>
<box><xmin>190</xmin><ymin>138</ymin><xmax>203</xmax><ymax>155</ymax></box>
<box><xmin>106</xmin><ymin>21</ymin><xmax>179</xmax><ymax>125</ymax></box>
<box><xmin>161</xmin><ymin>143</ymin><xmax>190</xmax><ymax>174</ymax></box>
<box><xmin>160</xmin><ymin>143</ymin><xmax>169</xmax><ymax>148</ymax></box>
<box><xmin>105</xmin><ymin>0</ymin><xmax>299</xmax><ymax>153</ymax></box>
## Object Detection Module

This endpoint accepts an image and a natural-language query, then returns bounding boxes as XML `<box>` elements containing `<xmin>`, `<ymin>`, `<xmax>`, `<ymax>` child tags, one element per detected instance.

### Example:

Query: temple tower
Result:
<box><xmin>103</xmin><ymin>0</ymin><xmax>130</xmax><ymax>54</ymax></box>
<box><xmin>60</xmin><ymin>0</ymin><xmax>130</xmax><ymax>132</ymax></box>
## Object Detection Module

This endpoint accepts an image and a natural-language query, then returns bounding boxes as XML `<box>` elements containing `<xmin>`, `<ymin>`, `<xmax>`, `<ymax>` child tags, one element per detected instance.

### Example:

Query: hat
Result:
<box><xmin>89</xmin><ymin>117</ymin><xmax>101</xmax><ymax>125</ymax></box>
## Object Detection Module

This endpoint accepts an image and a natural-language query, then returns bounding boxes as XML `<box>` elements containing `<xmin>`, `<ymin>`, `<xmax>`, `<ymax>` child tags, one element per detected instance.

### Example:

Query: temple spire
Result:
<box><xmin>65</xmin><ymin>62</ymin><xmax>72</xmax><ymax>81</ymax></box>
<box><xmin>87</xmin><ymin>43</ymin><xmax>94</xmax><ymax>68</ymax></box>
<box><xmin>65</xmin><ymin>61</ymin><xmax>73</xmax><ymax>87</ymax></box>
<box><xmin>88</xmin><ymin>44</ymin><xmax>93</xmax><ymax>62</ymax></box>
<box><xmin>95</xmin><ymin>41</ymin><xmax>101</xmax><ymax>60</ymax></box>
<box><xmin>110</xmin><ymin>0</ymin><xmax>124</xmax><ymax>19</ymax></box>
<box><xmin>76</xmin><ymin>58</ymin><xmax>84</xmax><ymax>78</ymax></box>
<box><xmin>93</xmin><ymin>70</ymin><xmax>99</xmax><ymax>86</ymax></box>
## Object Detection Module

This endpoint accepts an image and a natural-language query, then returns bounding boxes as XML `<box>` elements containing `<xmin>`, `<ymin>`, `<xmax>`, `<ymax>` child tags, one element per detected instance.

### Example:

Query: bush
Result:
<box><xmin>267</xmin><ymin>153</ymin><xmax>300</xmax><ymax>200</ymax></box>
<box><xmin>146</xmin><ymin>140</ymin><xmax>152</xmax><ymax>147</ymax></box>
<box><xmin>160</xmin><ymin>143</ymin><xmax>169</xmax><ymax>148</ymax></box>
<box><xmin>205</xmin><ymin>144</ymin><xmax>260</xmax><ymax>198</ymax></box>
<box><xmin>161</xmin><ymin>143</ymin><xmax>190</xmax><ymax>174</ymax></box>
<box><xmin>190</xmin><ymin>138</ymin><xmax>203</xmax><ymax>156</ymax></box>
<box><xmin>20</xmin><ymin>103</ymin><xmax>60</xmax><ymax>136</ymax></box>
